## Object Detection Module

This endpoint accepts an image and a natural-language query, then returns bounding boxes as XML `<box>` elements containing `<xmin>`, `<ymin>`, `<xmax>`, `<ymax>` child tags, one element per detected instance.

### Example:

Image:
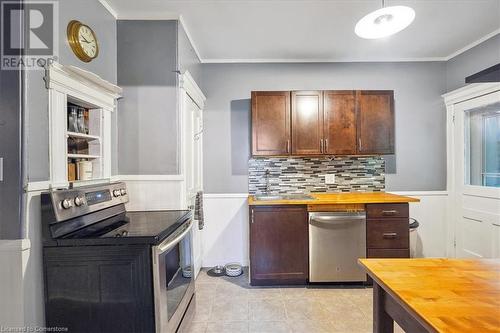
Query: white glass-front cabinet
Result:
<box><xmin>45</xmin><ymin>62</ymin><xmax>122</xmax><ymax>188</ymax></box>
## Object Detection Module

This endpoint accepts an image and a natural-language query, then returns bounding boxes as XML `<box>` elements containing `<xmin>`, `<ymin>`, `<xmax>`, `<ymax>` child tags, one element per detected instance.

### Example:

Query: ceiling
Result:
<box><xmin>102</xmin><ymin>0</ymin><xmax>500</xmax><ymax>62</ymax></box>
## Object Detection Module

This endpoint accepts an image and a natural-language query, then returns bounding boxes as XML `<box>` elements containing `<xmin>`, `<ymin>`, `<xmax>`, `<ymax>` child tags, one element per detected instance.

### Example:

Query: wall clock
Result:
<box><xmin>67</xmin><ymin>20</ymin><xmax>99</xmax><ymax>63</ymax></box>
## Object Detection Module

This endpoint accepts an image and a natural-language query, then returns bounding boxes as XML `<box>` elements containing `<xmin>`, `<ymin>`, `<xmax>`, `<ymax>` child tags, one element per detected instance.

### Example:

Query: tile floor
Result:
<box><xmin>180</xmin><ymin>268</ymin><xmax>405</xmax><ymax>333</ymax></box>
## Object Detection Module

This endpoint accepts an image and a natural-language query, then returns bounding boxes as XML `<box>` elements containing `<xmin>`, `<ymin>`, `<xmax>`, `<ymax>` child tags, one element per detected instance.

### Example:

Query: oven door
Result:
<box><xmin>153</xmin><ymin>218</ymin><xmax>195</xmax><ymax>333</ymax></box>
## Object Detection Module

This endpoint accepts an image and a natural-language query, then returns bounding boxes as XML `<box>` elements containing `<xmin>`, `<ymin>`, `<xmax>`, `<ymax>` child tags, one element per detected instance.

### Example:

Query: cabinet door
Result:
<box><xmin>251</xmin><ymin>91</ymin><xmax>291</xmax><ymax>156</ymax></box>
<box><xmin>357</xmin><ymin>90</ymin><xmax>395</xmax><ymax>154</ymax></box>
<box><xmin>291</xmin><ymin>91</ymin><xmax>324</xmax><ymax>155</ymax></box>
<box><xmin>250</xmin><ymin>206</ymin><xmax>308</xmax><ymax>285</ymax></box>
<box><xmin>323</xmin><ymin>90</ymin><xmax>357</xmax><ymax>155</ymax></box>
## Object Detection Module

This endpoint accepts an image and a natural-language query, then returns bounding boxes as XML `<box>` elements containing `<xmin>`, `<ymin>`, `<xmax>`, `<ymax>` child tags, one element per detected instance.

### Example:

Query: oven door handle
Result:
<box><xmin>157</xmin><ymin>219</ymin><xmax>193</xmax><ymax>255</ymax></box>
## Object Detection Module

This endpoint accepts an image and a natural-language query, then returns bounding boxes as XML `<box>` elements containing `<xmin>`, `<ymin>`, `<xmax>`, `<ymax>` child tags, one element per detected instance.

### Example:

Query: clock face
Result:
<box><xmin>78</xmin><ymin>25</ymin><xmax>97</xmax><ymax>58</ymax></box>
<box><xmin>67</xmin><ymin>20</ymin><xmax>99</xmax><ymax>62</ymax></box>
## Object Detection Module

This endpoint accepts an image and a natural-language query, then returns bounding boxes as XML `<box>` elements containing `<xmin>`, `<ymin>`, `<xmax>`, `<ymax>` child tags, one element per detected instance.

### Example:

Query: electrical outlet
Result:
<box><xmin>325</xmin><ymin>174</ymin><xmax>335</xmax><ymax>184</ymax></box>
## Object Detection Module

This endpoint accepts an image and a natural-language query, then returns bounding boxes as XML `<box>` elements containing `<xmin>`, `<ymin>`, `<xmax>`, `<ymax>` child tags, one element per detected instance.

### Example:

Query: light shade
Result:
<box><xmin>355</xmin><ymin>6</ymin><xmax>415</xmax><ymax>39</ymax></box>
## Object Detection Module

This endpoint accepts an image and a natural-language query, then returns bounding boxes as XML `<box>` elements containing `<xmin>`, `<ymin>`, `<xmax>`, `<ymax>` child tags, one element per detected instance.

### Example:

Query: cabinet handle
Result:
<box><xmin>286</xmin><ymin>140</ymin><xmax>290</xmax><ymax>154</ymax></box>
<box><xmin>251</xmin><ymin>209</ymin><xmax>254</xmax><ymax>224</ymax></box>
<box><xmin>358</xmin><ymin>138</ymin><xmax>362</xmax><ymax>151</ymax></box>
<box><xmin>320</xmin><ymin>139</ymin><xmax>323</xmax><ymax>153</ymax></box>
<box><xmin>325</xmin><ymin>139</ymin><xmax>328</xmax><ymax>153</ymax></box>
<box><xmin>383</xmin><ymin>232</ymin><xmax>398</xmax><ymax>239</ymax></box>
<box><xmin>382</xmin><ymin>210</ymin><xmax>398</xmax><ymax>216</ymax></box>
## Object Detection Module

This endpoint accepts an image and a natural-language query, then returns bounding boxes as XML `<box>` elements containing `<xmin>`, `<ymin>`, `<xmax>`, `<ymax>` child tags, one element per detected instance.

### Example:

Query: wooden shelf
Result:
<box><xmin>67</xmin><ymin>131</ymin><xmax>100</xmax><ymax>141</ymax></box>
<box><xmin>67</xmin><ymin>153</ymin><xmax>100</xmax><ymax>159</ymax></box>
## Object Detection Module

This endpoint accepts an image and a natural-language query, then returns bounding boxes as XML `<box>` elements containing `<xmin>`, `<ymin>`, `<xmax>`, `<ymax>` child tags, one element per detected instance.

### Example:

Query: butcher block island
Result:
<box><xmin>359</xmin><ymin>258</ymin><xmax>500</xmax><ymax>333</ymax></box>
<box><xmin>248</xmin><ymin>192</ymin><xmax>420</xmax><ymax>285</ymax></box>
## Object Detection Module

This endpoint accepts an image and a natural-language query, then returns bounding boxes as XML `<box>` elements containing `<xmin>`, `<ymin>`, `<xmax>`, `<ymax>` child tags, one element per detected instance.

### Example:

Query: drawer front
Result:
<box><xmin>367</xmin><ymin>219</ymin><xmax>409</xmax><ymax>249</ymax></box>
<box><xmin>367</xmin><ymin>248</ymin><xmax>409</xmax><ymax>258</ymax></box>
<box><xmin>366</xmin><ymin>203</ymin><xmax>409</xmax><ymax>218</ymax></box>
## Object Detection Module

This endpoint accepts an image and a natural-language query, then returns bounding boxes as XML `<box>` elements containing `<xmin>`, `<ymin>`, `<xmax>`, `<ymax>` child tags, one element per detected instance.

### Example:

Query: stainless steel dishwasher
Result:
<box><xmin>309</xmin><ymin>211</ymin><xmax>366</xmax><ymax>283</ymax></box>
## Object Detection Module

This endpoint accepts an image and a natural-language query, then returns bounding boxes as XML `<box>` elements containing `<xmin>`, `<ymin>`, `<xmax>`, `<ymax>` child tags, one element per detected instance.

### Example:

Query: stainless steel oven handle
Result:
<box><xmin>157</xmin><ymin>219</ymin><xmax>193</xmax><ymax>255</ymax></box>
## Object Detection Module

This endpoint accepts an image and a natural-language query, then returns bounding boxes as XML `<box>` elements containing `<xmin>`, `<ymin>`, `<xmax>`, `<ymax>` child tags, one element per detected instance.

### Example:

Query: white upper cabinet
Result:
<box><xmin>44</xmin><ymin>62</ymin><xmax>122</xmax><ymax>189</ymax></box>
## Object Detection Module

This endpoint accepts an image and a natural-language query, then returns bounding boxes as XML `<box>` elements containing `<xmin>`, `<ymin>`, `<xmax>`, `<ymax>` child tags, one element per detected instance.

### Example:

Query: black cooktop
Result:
<box><xmin>48</xmin><ymin>210</ymin><xmax>192</xmax><ymax>247</ymax></box>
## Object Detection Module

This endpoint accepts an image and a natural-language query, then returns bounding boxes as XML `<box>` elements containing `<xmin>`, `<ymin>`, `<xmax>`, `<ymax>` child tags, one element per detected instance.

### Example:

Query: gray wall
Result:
<box><xmin>0</xmin><ymin>0</ymin><xmax>22</xmax><ymax>239</ymax></box>
<box><xmin>178</xmin><ymin>22</ymin><xmax>202</xmax><ymax>85</ymax></box>
<box><xmin>117</xmin><ymin>20</ymin><xmax>179</xmax><ymax>175</ymax></box>
<box><xmin>446</xmin><ymin>34</ymin><xmax>500</xmax><ymax>92</ymax></box>
<box><xmin>201</xmin><ymin>62</ymin><xmax>448</xmax><ymax>193</ymax></box>
<box><xmin>116</xmin><ymin>20</ymin><xmax>202</xmax><ymax>175</ymax></box>
<box><xmin>25</xmin><ymin>0</ymin><xmax>117</xmax><ymax>182</ymax></box>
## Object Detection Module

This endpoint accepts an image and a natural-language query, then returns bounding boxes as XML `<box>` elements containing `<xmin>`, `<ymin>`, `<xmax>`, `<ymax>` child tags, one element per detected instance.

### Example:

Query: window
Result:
<box><xmin>465</xmin><ymin>102</ymin><xmax>500</xmax><ymax>187</ymax></box>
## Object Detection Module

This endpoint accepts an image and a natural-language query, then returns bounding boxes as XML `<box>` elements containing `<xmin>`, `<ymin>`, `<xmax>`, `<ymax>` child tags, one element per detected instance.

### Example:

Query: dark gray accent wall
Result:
<box><xmin>446</xmin><ymin>34</ymin><xmax>500</xmax><ymax>92</ymax></box>
<box><xmin>25</xmin><ymin>0</ymin><xmax>117</xmax><ymax>182</ymax></box>
<box><xmin>178</xmin><ymin>22</ymin><xmax>202</xmax><ymax>85</ymax></box>
<box><xmin>116</xmin><ymin>20</ymin><xmax>202</xmax><ymax>175</ymax></box>
<box><xmin>117</xmin><ymin>20</ymin><xmax>179</xmax><ymax>175</ymax></box>
<box><xmin>201</xmin><ymin>62</ymin><xmax>447</xmax><ymax>193</ymax></box>
<box><xmin>0</xmin><ymin>0</ymin><xmax>22</xmax><ymax>239</ymax></box>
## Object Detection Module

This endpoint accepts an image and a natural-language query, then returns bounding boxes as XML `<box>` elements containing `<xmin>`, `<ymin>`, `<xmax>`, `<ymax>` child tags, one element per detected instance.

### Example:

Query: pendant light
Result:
<box><xmin>355</xmin><ymin>0</ymin><xmax>415</xmax><ymax>39</ymax></box>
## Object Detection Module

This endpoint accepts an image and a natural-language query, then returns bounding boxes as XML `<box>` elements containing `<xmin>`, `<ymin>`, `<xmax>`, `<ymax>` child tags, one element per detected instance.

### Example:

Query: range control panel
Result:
<box><xmin>50</xmin><ymin>182</ymin><xmax>129</xmax><ymax>222</ymax></box>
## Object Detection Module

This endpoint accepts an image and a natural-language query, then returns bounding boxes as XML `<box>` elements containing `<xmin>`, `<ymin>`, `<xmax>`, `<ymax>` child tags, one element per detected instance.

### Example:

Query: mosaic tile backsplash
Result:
<box><xmin>248</xmin><ymin>156</ymin><xmax>385</xmax><ymax>194</ymax></box>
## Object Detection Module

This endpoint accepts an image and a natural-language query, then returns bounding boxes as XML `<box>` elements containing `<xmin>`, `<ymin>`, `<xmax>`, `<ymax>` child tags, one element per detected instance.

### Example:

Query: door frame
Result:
<box><xmin>179</xmin><ymin>71</ymin><xmax>206</xmax><ymax>277</ymax></box>
<box><xmin>443</xmin><ymin>83</ymin><xmax>500</xmax><ymax>257</ymax></box>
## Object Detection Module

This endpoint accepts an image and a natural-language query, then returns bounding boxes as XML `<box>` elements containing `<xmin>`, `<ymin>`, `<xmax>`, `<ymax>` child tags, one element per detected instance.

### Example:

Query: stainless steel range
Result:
<box><xmin>41</xmin><ymin>182</ymin><xmax>194</xmax><ymax>333</ymax></box>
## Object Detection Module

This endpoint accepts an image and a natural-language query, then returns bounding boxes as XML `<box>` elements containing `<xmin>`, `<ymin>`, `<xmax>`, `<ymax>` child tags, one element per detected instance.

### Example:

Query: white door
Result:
<box><xmin>451</xmin><ymin>90</ymin><xmax>500</xmax><ymax>258</ymax></box>
<box><xmin>184</xmin><ymin>94</ymin><xmax>204</xmax><ymax>276</ymax></box>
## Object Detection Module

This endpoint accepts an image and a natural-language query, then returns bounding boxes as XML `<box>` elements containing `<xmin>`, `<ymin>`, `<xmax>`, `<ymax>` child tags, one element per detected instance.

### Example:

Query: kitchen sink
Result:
<box><xmin>254</xmin><ymin>194</ymin><xmax>315</xmax><ymax>201</ymax></box>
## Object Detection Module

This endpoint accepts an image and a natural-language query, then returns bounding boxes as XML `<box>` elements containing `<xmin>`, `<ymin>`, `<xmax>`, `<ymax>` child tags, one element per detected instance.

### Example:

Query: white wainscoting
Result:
<box><xmin>201</xmin><ymin>191</ymin><xmax>449</xmax><ymax>268</ymax></box>
<box><xmin>23</xmin><ymin>190</ymin><xmax>47</xmax><ymax>327</ymax></box>
<box><xmin>390</xmin><ymin>191</ymin><xmax>449</xmax><ymax>258</ymax></box>
<box><xmin>118</xmin><ymin>175</ymin><xmax>186</xmax><ymax>211</ymax></box>
<box><xmin>0</xmin><ymin>239</ymin><xmax>31</xmax><ymax>327</ymax></box>
<box><xmin>202</xmin><ymin>194</ymin><xmax>250</xmax><ymax>267</ymax></box>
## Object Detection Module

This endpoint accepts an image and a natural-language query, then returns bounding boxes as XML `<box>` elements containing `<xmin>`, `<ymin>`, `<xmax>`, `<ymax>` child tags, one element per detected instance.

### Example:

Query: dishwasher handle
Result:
<box><xmin>309</xmin><ymin>212</ymin><xmax>366</xmax><ymax>225</ymax></box>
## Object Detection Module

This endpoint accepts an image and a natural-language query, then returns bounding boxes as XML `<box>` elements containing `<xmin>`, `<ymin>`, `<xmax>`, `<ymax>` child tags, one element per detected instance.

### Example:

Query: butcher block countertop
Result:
<box><xmin>358</xmin><ymin>258</ymin><xmax>500</xmax><ymax>333</ymax></box>
<box><xmin>248</xmin><ymin>192</ymin><xmax>420</xmax><ymax>206</ymax></box>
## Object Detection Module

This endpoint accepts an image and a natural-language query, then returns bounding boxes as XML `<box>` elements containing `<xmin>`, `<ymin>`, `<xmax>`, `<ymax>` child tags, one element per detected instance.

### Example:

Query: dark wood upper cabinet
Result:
<box><xmin>251</xmin><ymin>90</ymin><xmax>395</xmax><ymax>156</ymax></box>
<box><xmin>323</xmin><ymin>90</ymin><xmax>357</xmax><ymax>155</ymax></box>
<box><xmin>249</xmin><ymin>206</ymin><xmax>308</xmax><ymax>285</ymax></box>
<box><xmin>357</xmin><ymin>90</ymin><xmax>395</xmax><ymax>154</ymax></box>
<box><xmin>251</xmin><ymin>91</ymin><xmax>291</xmax><ymax>156</ymax></box>
<box><xmin>291</xmin><ymin>91</ymin><xmax>324</xmax><ymax>155</ymax></box>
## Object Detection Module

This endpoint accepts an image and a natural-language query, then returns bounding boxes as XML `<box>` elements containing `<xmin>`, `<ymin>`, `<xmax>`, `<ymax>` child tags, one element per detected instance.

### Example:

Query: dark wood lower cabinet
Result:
<box><xmin>367</xmin><ymin>248</ymin><xmax>410</xmax><ymax>258</ymax></box>
<box><xmin>250</xmin><ymin>206</ymin><xmax>308</xmax><ymax>285</ymax></box>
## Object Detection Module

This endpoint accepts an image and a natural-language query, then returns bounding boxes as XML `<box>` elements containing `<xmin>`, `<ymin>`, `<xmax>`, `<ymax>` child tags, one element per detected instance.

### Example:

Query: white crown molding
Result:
<box><xmin>444</xmin><ymin>28</ymin><xmax>500</xmax><ymax>61</ymax></box>
<box><xmin>180</xmin><ymin>70</ymin><xmax>206</xmax><ymax>109</ymax></box>
<box><xmin>442</xmin><ymin>83</ymin><xmax>500</xmax><ymax>106</ymax></box>
<box><xmin>45</xmin><ymin>62</ymin><xmax>122</xmax><ymax>107</ymax></box>
<box><xmin>179</xmin><ymin>15</ymin><xmax>202</xmax><ymax>62</ymax></box>
<box><xmin>201</xmin><ymin>57</ymin><xmax>447</xmax><ymax>63</ymax></box>
<box><xmin>98</xmin><ymin>0</ymin><xmax>117</xmax><ymax>19</ymax></box>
